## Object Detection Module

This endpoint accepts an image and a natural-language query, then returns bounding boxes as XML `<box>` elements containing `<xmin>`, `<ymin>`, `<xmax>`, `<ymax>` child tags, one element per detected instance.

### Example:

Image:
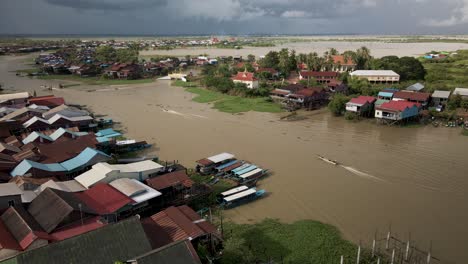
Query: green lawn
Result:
<box><xmin>37</xmin><ymin>75</ymin><xmax>154</xmax><ymax>85</ymax></box>
<box><xmin>173</xmin><ymin>81</ymin><xmax>283</xmax><ymax>113</ymax></box>
<box><xmin>422</xmin><ymin>50</ymin><xmax>468</xmax><ymax>91</ymax></box>
<box><xmin>221</xmin><ymin>219</ymin><xmax>376</xmax><ymax>264</ymax></box>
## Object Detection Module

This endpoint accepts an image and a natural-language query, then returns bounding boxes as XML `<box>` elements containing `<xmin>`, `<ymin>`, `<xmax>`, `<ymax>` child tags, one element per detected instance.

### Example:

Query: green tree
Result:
<box><xmin>278</xmin><ymin>48</ymin><xmax>290</xmax><ymax>73</ymax></box>
<box><xmin>115</xmin><ymin>49</ymin><xmax>138</xmax><ymax>63</ymax></box>
<box><xmin>260</xmin><ymin>51</ymin><xmax>279</xmax><ymax>69</ymax></box>
<box><xmin>288</xmin><ymin>49</ymin><xmax>298</xmax><ymax>73</ymax></box>
<box><xmin>95</xmin><ymin>46</ymin><xmax>116</xmax><ymax>62</ymax></box>
<box><xmin>448</xmin><ymin>94</ymin><xmax>462</xmax><ymax>110</ymax></box>
<box><xmin>247</xmin><ymin>54</ymin><xmax>256</xmax><ymax>63</ymax></box>
<box><xmin>461</xmin><ymin>99</ymin><xmax>468</xmax><ymax>112</ymax></box>
<box><xmin>329</xmin><ymin>48</ymin><xmax>339</xmax><ymax>56</ymax></box>
<box><xmin>306</xmin><ymin>52</ymin><xmax>321</xmax><ymax>71</ymax></box>
<box><xmin>328</xmin><ymin>94</ymin><xmax>350</xmax><ymax>116</ymax></box>
<box><xmin>297</xmin><ymin>53</ymin><xmax>307</xmax><ymax>64</ymax></box>
<box><xmin>348</xmin><ymin>76</ymin><xmax>372</xmax><ymax>95</ymax></box>
<box><xmin>355</xmin><ymin>46</ymin><xmax>372</xmax><ymax>70</ymax></box>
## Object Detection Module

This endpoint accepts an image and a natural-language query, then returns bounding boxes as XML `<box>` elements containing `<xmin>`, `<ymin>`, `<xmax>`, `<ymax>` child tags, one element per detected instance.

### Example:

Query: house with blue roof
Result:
<box><xmin>10</xmin><ymin>147</ymin><xmax>111</xmax><ymax>179</ymax></box>
<box><xmin>95</xmin><ymin>128</ymin><xmax>122</xmax><ymax>143</ymax></box>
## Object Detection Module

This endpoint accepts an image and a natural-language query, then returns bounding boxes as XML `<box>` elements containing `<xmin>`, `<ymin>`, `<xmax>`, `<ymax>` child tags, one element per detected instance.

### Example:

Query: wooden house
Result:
<box><xmin>346</xmin><ymin>96</ymin><xmax>376</xmax><ymax>116</ymax></box>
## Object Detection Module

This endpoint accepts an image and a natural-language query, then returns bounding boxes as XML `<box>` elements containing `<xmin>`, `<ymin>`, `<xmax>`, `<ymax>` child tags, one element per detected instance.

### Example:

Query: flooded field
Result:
<box><xmin>2</xmin><ymin>54</ymin><xmax>468</xmax><ymax>263</ymax></box>
<box><xmin>140</xmin><ymin>40</ymin><xmax>468</xmax><ymax>58</ymax></box>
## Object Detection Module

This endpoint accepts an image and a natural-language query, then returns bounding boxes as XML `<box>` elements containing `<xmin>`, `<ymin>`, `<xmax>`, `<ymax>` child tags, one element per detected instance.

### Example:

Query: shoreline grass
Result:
<box><xmin>221</xmin><ymin>219</ymin><xmax>376</xmax><ymax>264</ymax></box>
<box><xmin>37</xmin><ymin>74</ymin><xmax>154</xmax><ymax>85</ymax></box>
<box><xmin>173</xmin><ymin>81</ymin><xmax>282</xmax><ymax>113</ymax></box>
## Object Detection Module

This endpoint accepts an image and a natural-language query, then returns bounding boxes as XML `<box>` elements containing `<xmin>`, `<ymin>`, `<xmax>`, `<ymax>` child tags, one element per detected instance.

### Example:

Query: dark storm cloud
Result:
<box><xmin>44</xmin><ymin>0</ymin><xmax>167</xmax><ymax>10</ymax></box>
<box><xmin>1</xmin><ymin>0</ymin><xmax>468</xmax><ymax>34</ymax></box>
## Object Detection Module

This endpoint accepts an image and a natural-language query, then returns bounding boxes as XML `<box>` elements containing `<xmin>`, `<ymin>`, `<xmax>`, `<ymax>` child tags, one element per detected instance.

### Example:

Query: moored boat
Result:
<box><xmin>220</xmin><ymin>187</ymin><xmax>266</xmax><ymax>208</ymax></box>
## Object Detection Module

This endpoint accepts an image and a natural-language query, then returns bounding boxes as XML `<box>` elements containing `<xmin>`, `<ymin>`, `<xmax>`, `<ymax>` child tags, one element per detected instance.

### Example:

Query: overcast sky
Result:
<box><xmin>1</xmin><ymin>0</ymin><xmax>468</xmax><ymax>35</ymax></box>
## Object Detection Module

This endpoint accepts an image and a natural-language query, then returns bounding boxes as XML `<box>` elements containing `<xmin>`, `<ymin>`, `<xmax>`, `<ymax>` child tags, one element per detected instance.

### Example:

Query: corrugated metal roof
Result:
<box><xmin>378</xmin><ymin>92</ymin><xmax>394</xmax><ymax>98</ymax></box>
<box><xmin>0</xmin><ymin>92</ymin><xmax>29</xmax><ymax>103</ymax></box>
<box><xmin>146</xmin><ymin>170</ymin><xmax>194</xmax><ymax>191</ymax></box>
<box><xmin>10</xmin><ymin>148</ymin><xmax>110</xmax><ymax>176</ymax></box>
<box><xmin>95</xmin><ymin>128</ymin><xmax>121</xmax><ymax>138</ymax></box>
<box><xmin>220</xmin><ymin>185</ymin><xmax>248</xmax><ymax>197</ymax></box>
<box><xmin>454</xmin><ymin>88</ymin><xmax>468</xmax><ymax>96</ymax></box>
<box><xmin>76</xmin><ymin>183</ymin><xmax>134</xmax><ymax>214</ymax></box>
<box><xmin>406</xmin><ymin>82</ymin><xmax>425</xmax><ymax>91</ymax></box>
<box><xmin>109</xmin><ymin>178</ymin><xmax>146</xmax><ymax>197</ymax></box>
<box><xmin>350</xmin><ymin>70</ymin><xmax>399</xmax><ymax>77</ymax></box>
<box><xmin>207</xmin><ymin>152</ymin><xmax>234</xmax><ymax>163</ymax></box>
<box><xmin>432</xmin><ymin>90</ymin><xmax>451</xmax><ymax>98</ymax></box>
<box><xmin>223</xmin><ymin>188</ymin><xmax>256</xmax><ymax>202</ymax></box>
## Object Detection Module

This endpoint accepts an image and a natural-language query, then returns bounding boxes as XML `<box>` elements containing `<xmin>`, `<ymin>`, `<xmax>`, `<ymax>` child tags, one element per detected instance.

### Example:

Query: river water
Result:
<box><xmin>1</xmin><ymin>54</ymin><xmax>468</xmax><ymax>263</ymax></box>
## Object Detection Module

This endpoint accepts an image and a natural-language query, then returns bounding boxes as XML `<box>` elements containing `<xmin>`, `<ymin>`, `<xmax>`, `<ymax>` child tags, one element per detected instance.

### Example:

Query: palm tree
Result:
<box><xmin>356</xmin><ymin>46</ymin><xmax>372</xmax><ymax>70</ymax></box>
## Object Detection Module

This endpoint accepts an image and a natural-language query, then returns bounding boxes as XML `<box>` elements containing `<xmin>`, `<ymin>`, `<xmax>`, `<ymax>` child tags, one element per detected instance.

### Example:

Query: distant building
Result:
<box><xmin>331</xmin><ymin>55</ymin><xmax>356</xmax><ymax>72</ymax></box>
<box><xmin>298</xmin><ymin>71</ymin><xmax>339</xmax><ymax>84</ymax></box>
<box><xmin>350</xmin><ymin>70</ymin><xmax>400</xmax><ymax>83</ymax></box>
<box><xmin>231</xmin><ymin>71</ymin><xmax>259</xmax><ymax>89</ymax></box>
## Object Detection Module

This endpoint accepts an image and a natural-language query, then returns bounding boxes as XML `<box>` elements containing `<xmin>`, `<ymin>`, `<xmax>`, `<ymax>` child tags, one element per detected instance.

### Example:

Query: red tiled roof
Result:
<box><xmin>146</xmin><ymin>170</ymin><xmax>194</xmax><ymax>191</ymax></box>
<box><xmin>29</xmin><ymin>96</ymin><xmax>65</xmax><ymax>107</ymax></box>
<box><xmin>377</xmin><ymin>101</ymin><xmax>421</xmax><ymax>111</ymax></box>
<box><xmin>332</xmin><ymin>55</ymin><xmax>355</xmax><ymax>66</ymax></box>
<box><xmin>300</xmin><ymin>71</ymin><xmax>339</xmax><ymax>78</ymax></box>
<box><xmin>232</xmin><ymin>72</ymin><xmax>257</xmax><ymax>82</ymax></box>
<box><xmin>393</xmin><ymin>91</ymin><xmax>431</xmax><ymax>102</ymax></box>
<box><xmin>50</xmin><ymin>216</ymin><xmax>106</xmax><ymax>241</ymax></box>
<box><xmin>76</xmin><ymin>183</ymin><xmax>134</xmax><ymax>214</ymax></box>
<box><xmin>142</xmin><ymin>205</ymin><xmax>218</xmax><ymax>248</ymax></box>
<box><xmin>196</xmin><ymin>158</ymin><xmax>213</xmax><ymax>166</ymax></box>
<box><xmin>349</xmin><ymin>96</ymin><xmax>376</xmax><ymax>105</ymax></box>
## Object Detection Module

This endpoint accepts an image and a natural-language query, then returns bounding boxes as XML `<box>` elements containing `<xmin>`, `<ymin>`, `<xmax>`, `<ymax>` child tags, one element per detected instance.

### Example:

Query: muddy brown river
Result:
<box><xmin>1</xmin><ymin>54</ymin><xmax>468</xmax><ymax>263</ymax></box>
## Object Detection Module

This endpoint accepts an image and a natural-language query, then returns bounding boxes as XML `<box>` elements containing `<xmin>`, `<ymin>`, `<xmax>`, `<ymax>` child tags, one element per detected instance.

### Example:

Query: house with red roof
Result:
<box><xmin>299</xmin><ymin>71</ymin><xmax>339</xmax><ymax>84</ymax></box>
<box><xmin>331</xmin><ymin>55</ymin><xmax>356</xmax><ymax>72</ymax></box>
<box><xmin>231</xmin><ymin>70</ymin><xmax>259</xmax><ymax>89</ymax></box>
<box><xmin>346</xmin><ymin>96</ymin><xmax>377</xmax><ymax>116</ymax></box>
<box><xmin>76</xmin><ymin>183</ymin><xmax>134</xmax><ymax>221</ymax></box>
<box><xmin>392</xmin><ymin>91</ymin><xmax>431</xmax><ymax>108</ymax></box>
<box><xmin>375</xmin><ymin>101</ymin><xmax>421</xmax><ymax>121</ymax></box>
<box><xmin>141</xmin><ymin>205</ymin><xmax>221</xmax><ymax>250</ymax></box>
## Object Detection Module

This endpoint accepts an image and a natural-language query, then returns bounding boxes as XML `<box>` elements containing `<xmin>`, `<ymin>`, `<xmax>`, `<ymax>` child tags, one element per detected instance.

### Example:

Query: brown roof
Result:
<box><xmin>281</xmin><ymin>83</ymin><xmax>306</xmax><ymax>93</ymax></box>
<box><xmin>142</xmin><ymin>205</ymin><xmax>219</xmax><ymax>249</ymax></box>
<box><xmin>1</xmin><ymin>207</ymin><xmax>40</xmax><ymax>250</ymax></box>
<box><xmin>196</xmin><ymin>158</ymin><xmax>213</xmax><ymax>166</ymax></box>
<box><xmin>146</xmin><ymin>170</ymin><xmax>194</xmax><ymax>190</ymax></box>
<box><xmin>36</xmin><ymin>134</ymin><xmax>98</xmax><ymax>163</ymax></box>
<box><xmin>393</xmin><ymin>91</ymin><xmax>431</xmax><ymax>102</ymax></box>
<box><xmin>28</xmin><ymin>188</ymin><xmax>96</xmax><ymax>233</ymax></box>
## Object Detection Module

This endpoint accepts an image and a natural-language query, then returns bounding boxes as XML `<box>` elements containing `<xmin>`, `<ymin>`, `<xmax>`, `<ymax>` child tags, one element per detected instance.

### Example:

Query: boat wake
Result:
<box><xmin>190</xmin><ymin>114</ymin><xmax>208</xmax><ymax>119</ymax></box>
<box><xmin>340</xmin><ymin>166</ymin><xmax>387</xmax><ymax>183</ymax></box>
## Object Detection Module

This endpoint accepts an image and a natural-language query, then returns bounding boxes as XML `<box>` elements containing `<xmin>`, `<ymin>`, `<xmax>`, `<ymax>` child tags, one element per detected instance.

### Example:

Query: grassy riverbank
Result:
<box><xmin>173</xmin><ymin>80</ymin><xmax>283</xmax><ymax>114</ymax></box>
<box><xmin>423</xmin><ymin>50</ymin><xmax>468</xmax><ymax>91</ymax></box>
<box><xmin>221</xmin><ymin>219</ymin><xmax>374</xmax><ymax>264</ymax></box>
<box><xmin>37</xmin><ymin>74</ymin><xmax>154</xmax><ymax>85</ymax></box>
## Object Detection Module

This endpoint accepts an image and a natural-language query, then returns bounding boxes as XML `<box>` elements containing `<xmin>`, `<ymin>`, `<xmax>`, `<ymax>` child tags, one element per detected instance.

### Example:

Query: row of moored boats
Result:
<box><xmin>196</xmin><ymin>153</ymin><xmax>268</xmax><ymax>208</ymax></box>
